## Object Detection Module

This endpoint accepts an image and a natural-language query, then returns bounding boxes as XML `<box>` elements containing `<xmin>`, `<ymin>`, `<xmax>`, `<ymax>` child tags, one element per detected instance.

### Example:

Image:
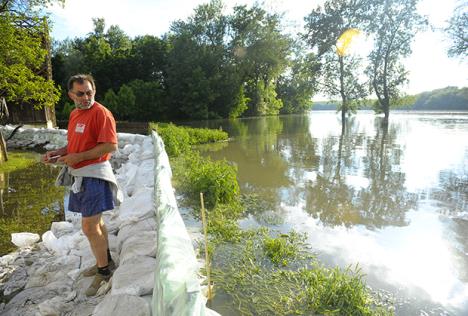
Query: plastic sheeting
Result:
<box><xmin>151</xmin><ymin>131</ymin><xmax>207</xmax><ymax>316</ymax></box>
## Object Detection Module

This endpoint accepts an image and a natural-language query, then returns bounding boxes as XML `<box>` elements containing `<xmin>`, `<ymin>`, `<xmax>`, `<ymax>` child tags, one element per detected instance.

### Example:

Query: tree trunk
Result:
<box><xmin>339</xmin><ymin>56</ymin><xmax>347</xmax><ymax>127</ymax></box>
<box><xmin>0</xmin><ymin>132</ymin><xmax>8</xmax><ymax>163</ymax></box>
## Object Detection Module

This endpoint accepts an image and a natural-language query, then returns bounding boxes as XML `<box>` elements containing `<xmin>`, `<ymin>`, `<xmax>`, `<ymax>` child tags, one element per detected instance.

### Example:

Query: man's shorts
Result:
<box><xmin>68</xmin><ymin>177</ymin><xmax>114</xmax><ymax>217</ymax></box>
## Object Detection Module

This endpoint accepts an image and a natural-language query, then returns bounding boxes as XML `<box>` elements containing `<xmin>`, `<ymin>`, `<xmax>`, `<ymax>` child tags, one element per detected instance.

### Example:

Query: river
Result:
<box><xmin>189</xmin><ymin>111</ymin><xmax>468</xmax><ymax>315</ymax></box>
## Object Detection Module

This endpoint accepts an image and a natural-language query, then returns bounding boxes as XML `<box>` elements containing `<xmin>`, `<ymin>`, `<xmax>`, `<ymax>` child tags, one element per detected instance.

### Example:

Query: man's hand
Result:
<box><xmin>42</xmin><ymin>151</ymin><xmax>61</xmax><ymax>163</ymax></box>
<box><xmin>57</xmin><ymin>153</ymin><xmax>83</xmax><ymax>166</ymax></box>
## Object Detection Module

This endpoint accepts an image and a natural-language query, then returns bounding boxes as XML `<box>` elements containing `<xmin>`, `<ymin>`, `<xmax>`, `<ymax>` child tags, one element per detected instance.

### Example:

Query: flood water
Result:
<box><xmin>0</xmin><ymin>152</ymin><xmax>65</xmax><ymax>255</ymax></box>
<box><xmin>192</xmin><ymin>111</ymin><xmax>468</xmax><ymax>315</ymax></box>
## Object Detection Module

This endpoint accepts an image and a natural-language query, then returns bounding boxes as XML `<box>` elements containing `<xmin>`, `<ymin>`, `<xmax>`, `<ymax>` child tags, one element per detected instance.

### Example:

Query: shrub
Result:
<box><xmin>185</xmin><ymin>127</ymin><xmax>228</xmax><ymax>145</ymax></box>
<box><xmin>181</xmin><ymin>152</ymin><xmax>239</xmax><ymax>209</ymax></box>
<box><xmin>149</xmin><ymin>123</ymin><xmax>228</xmax><ymax>156</ymax></box>
<box><xmin>150</xmin><ymin>123</ymin><xmax>191</xmax><ymax>157</ymax></box>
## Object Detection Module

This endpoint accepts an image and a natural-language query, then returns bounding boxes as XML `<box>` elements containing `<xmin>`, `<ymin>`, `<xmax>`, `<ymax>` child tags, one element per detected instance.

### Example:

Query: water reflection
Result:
<box><xmin>197</xmin><ymin>111</ymin><xmax>468</xmax><ymax>315</ymax></box>
<box><xmin>0</xmin><ymin>155</ymin><xmax>64</xmax><ymax>255</ymax></box>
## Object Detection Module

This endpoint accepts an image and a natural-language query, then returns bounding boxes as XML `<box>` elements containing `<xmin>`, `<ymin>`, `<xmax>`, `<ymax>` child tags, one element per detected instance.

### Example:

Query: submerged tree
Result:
<box><xmin>365</xmin><ymin>0</ymin><xmax>427</xmax><ymax>124</ymax></box>
<box><xmin>303</xmin><ymin>0</ymin><xmax>368</xmax><ymax>124</ymax></box>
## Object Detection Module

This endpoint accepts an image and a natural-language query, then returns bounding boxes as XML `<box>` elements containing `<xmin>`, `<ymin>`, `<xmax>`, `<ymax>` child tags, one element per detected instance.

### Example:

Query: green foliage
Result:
<box><xmin>206</xmin><ymin>205</ymin><xmax>245</xmax><ymax>243</ymax></box>
<box><xmin>51</xmin><ymin>1</ymin><xmax>302</xmax><ymax>121</ymax></box>
<box><xmin>277</xmin><ymin>51</ymin><xmax>318</xmax><ymax>114</ymax></box>
<box><xmin>365</xmin><ymin>0</ymin><xmax>427</xmax><ymax>119</ymax></box>
<box><xmin>262</xmin><ymin>233</ymin><xmax>304</xmax><ymax>267</ymax></box>
<box><xmin>445</xmin><ymin>1</ymin><xmax>468</xmax><ymax>57</ymax></box>
<box><xmin>58</xmin><ymin>102</ymin><xmax>74</xmax><ymax>120</ymax></box>
<box><xmin>0</xmin><ymin>10</ymin><xmax>60</xmax><ymax>109</ymax></box>
<box><xmin>103</xmin><ymin>85</ymin><xmax>135</xmax><ymax>121</ymax></box>
<box><xmin>149</xmin><ymin>122</ymin><xmax>228</xmax><ymax>157</ymax></box>
<box><xmin>185</xmin><ymin>127</ymin><xmax>228</xmax><ymax>145</ymax></box>
<box><xmin>303</xmin><ymin>0</ymin><xmax>369</xmax><ymax>118</ymax></box>
<box><xmin>150</xmin><ymin>123</ymin><xmax>191</xmax><ymax>157</ymax></box>
<box><xmin>127</xmin><ymin>80</ymin><xmax>166</xmax><ymax>121</ymax></box>
<box><xmin>411</xmin><ymin>86</ymin><xmax>468</xmax><ymax>110</ymax></box>
<box><xmin>229</xmin><ymin>85</ymin><xmax>249</xmax><ymax>118</ymax></box>
<box><xmin>178</xmin><ymin>151</ymin><xmax>239</xmax><ymax>209</ymax></box>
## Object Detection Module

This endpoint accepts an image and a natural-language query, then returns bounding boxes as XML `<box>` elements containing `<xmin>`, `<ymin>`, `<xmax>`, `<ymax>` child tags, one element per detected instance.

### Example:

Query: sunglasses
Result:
<box><xmin>72</xmin><ymin>90</ymin><xmax>94</xmax><ymax>97</ymax></box>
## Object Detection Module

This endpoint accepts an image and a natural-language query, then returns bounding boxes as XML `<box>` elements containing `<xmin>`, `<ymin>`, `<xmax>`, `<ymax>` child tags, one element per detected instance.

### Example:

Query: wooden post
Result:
<box><xmin>200</xmin><ymin>192</ymin><xmax>213</xmax><ymax>300</ymax></box>
<box><xmin>0</xmin><ymin>132</ymin><xmax>8</xmax><ymax>162</ymax></box>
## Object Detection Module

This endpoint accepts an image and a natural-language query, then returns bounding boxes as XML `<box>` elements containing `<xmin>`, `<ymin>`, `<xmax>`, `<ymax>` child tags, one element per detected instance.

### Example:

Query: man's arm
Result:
<box><xmin>58</xmin><ymin>142</ymin><xmax>117</xmax><ymax>167</ymax></box>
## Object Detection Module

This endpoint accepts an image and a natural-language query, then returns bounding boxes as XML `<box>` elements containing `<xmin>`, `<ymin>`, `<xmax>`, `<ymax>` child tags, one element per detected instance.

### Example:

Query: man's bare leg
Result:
<box><xmin>100</xmin><ymin>217</ymin><xmax>111</xmax><ymax>257</ymax></box>
<box><xmin>82</xmin><ymin>214</ymin><xmax>108</xmax><ymax>267</ymax></box>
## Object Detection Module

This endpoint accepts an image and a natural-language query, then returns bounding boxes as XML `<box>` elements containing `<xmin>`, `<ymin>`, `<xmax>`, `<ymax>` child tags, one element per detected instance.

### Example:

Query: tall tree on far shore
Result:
<box><xmin>365</xmin><ymin>0</ymin><xmax>426</xmax><ymax>124</ymax></box>
<box><xmin>445</xmin><ymin>0</ymin><xmax>467</xmax><ymax>57</ymax></box>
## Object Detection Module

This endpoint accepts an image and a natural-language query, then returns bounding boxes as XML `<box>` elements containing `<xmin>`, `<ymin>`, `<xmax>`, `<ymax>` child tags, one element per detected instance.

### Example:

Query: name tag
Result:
<box><xmin>75</xmin><ymin>123</ymin><xmax>86</xmax><ymax>133</ymax></box>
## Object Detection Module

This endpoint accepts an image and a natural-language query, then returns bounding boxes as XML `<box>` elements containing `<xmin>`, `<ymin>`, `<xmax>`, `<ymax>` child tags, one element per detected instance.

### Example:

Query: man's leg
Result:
<box><xmin>82</xmin><ymin>213</ymin><xmax>108</xmax><ymax>268</ymax></box>
<box><xmin>82</xmin><ymin>214</ymin><xmax>112</xmax><ymax>296</ymax></box>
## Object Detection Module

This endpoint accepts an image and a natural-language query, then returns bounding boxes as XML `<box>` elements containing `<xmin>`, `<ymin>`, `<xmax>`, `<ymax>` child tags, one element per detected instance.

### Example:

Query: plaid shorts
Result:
<box><xmin>68</xmin><ymin>177</ymin><xmax>114</xmax><ymax>217</ymax></box>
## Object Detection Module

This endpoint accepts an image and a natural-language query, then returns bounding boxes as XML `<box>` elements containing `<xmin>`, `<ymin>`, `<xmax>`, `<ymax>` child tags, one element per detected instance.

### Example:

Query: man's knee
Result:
<box><xmin>82</xmin><ymin>215</ymin><xmax>102</xmax><ymax>237</ymax></box>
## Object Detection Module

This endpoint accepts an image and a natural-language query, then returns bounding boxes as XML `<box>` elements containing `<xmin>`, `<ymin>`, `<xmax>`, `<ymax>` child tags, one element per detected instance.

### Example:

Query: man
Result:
<box><xmin>44</xmin><ymin>74</ymin><xmax>121</xmax><ymax>297</ymax></box>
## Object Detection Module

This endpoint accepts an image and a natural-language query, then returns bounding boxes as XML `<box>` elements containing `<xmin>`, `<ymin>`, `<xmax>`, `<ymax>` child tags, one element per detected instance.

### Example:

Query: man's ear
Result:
<box><xmin>67</xmin><ymin>91</ymin><xmax>74</xmax><ymax>100</ymax></box>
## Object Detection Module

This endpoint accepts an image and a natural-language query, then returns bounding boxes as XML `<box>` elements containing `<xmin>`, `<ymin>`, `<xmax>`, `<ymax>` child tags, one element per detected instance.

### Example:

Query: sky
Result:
<box><xmin>47</xmin><ymin>0</ymin><xmax>467</xmax><ymax>96</ymax></box>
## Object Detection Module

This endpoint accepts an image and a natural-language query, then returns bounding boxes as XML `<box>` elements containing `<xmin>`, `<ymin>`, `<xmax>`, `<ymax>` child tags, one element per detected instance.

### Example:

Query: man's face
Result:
<box><xmin>68</xmin><ymin>80</ymin><xmax>95</xmax><ymax>110</ymax></box>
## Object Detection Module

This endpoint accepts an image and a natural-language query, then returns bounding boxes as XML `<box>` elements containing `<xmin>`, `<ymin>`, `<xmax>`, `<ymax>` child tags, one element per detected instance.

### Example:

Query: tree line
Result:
<box><xmin>1</xmin><ymin>0</ymin><xmax>467</xmax><ymax>124</ymax></box>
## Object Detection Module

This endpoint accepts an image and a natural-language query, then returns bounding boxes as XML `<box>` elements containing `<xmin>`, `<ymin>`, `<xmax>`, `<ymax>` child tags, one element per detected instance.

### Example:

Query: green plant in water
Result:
<box><xmin>176</xmin><ymin>151</ymin><xmax>240</xmax><ymax>209</ymax></box>
<box><xmin>210</xmin><ymin>231</ymin><xmax>392</xmax><ymax>316</ymax></box>
<box><xmin>262</xmin><ymin>232</ymin><xmax>305</xmax><ymax>267</ymax></box>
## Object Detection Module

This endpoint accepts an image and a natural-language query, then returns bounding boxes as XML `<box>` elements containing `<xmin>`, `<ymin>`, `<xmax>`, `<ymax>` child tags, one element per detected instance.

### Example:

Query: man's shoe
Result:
<box><xmin>82</xmin><ymin>259</ymin><xmax>116</xmax><ymax>277</ymax></box>
<box><xmin>85</xmin><ymin>273</ymin><xmax>111</xmax><ymax>297</ymax></box>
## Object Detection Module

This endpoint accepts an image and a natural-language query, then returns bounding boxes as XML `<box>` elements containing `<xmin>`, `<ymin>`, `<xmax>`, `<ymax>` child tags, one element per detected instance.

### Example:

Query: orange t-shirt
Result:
<box><xmin>67</xmin><ymin>102</ymin><xmax>117</xmax><ymax>169</ymax></box>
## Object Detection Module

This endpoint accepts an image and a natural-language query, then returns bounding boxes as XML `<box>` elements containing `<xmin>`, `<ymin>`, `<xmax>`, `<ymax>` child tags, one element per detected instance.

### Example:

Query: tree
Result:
<box><xmin>166</xmin><ymin>0</ymin><xmax>245</xmax><ymax>119</ymax></box>
<box><xmin>303</xmin><ymin>0</ymin><xmax>369</xmax><ymax>123</ymax></box>
<box><xmin>0</xmin><ymin>0</ymin><xmax>62</xmax><ymax>109</ymax></box>
<box><xmin>365</xmin><ymin>0</ymin><xmax>427</xmax><ymax>124</ymax></box>
<box><xmin>445</xmin><ymin>0</ymin><xmax>467</xmax><ymax>57</ymax></box>
<box><xmin>277</xmin><ymin>49</ymin><xmax>319</xmax><ymax>114</ymax></box>
<box><xmin>0</xmin><ymin>0</ymin><xmax>62</xmax><ymax>161</ymax></box>
<box><xmin>230</xmin><ymin>4</ymin><xmax>291</xmax><ymax>116</ymax></box>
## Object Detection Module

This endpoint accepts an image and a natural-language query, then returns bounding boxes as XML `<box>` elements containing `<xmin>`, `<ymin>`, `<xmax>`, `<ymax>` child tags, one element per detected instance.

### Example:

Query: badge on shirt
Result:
<box><xmin>75</xmin><ymin>123</ymin><xmax>86</xmax><ymax>133</ymax></box>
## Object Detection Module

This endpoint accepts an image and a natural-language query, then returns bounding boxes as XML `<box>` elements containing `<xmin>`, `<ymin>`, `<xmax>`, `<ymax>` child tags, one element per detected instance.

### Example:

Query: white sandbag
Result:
<box><xmin>93</xmin><ymin>294</ymin><xmax>150</xmax><ymax>316</ymax></box>
<box><xmin>11</xmin><ymin>232</ymin><xmax>40</xmax><ymax>248</ymax></box>
<box><xmin>111</xmin><ymin>256</ymin><xmax>156</xmax><ymax>296</ymax></box>
<box><xmin>51</xmin><ymin>221</ymin><xmax>75</xmax><ymax>238</ymax></box>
